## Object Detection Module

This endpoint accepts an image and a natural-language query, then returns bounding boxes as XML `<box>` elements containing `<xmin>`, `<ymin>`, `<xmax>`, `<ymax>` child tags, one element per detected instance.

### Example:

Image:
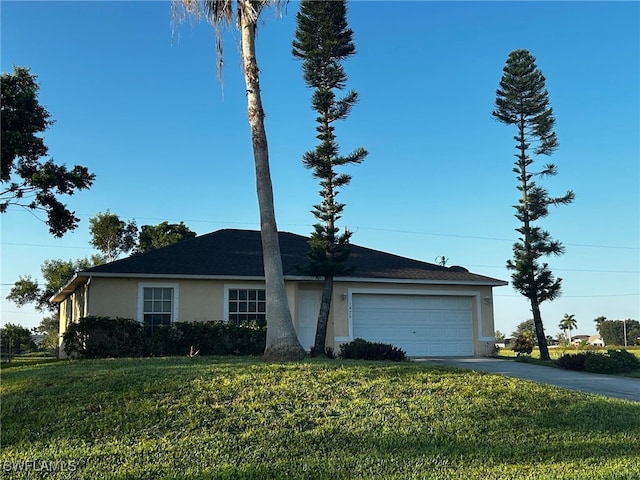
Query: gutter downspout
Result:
<box><xmin>83</xmin><ymin>276</ymin><xmax>92</xmax><ymax>319</ymax></box>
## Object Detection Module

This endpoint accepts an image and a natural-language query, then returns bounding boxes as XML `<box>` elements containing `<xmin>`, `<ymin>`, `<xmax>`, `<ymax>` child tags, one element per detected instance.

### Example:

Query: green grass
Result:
<box><xmin>2</xmin><ymin>357</ymin><xmax>640</xmax><ymax>479</ymax></box>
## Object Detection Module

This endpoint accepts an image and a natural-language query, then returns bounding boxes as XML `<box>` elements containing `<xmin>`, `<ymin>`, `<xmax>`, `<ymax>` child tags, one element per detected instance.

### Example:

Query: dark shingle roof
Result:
<box><xmin>82</xmin><ymin>229</ymin><xmax>505</xmax><ymax>284</ymax></box>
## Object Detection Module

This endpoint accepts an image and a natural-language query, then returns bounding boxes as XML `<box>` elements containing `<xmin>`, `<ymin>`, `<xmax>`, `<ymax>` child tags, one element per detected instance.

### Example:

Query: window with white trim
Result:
<box><xmin>139</xmin><ymin>285</ymin><xmax>177</xmax><ymax>333</ymax></box>
<box><xmin>228</xmin><ymin>288</ymin><xmax>266</xmax><ymax>326</ymax></box>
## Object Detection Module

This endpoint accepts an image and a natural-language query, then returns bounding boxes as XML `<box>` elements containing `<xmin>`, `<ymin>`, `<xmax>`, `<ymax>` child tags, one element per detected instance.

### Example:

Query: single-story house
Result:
<box><xmin>53</xmin><ymin>229</ymin><xmax>507</xmax><ymax>358</ymax></box>
<box><xmin>587</xmin><ymin>335</ymin><xmax>605</xmax><ymax>347</ymax></box>
<box><xmin>571</xmin><ymin>334</ymin><xmax>591</xmax><ymax>346</ymax></box>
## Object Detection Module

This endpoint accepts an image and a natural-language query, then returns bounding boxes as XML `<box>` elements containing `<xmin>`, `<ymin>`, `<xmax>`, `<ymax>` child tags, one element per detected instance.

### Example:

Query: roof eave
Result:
<box><xmin>54</xmin><ymin>271</ymin><xmax>507</xmax><ymax>293</ymax></box>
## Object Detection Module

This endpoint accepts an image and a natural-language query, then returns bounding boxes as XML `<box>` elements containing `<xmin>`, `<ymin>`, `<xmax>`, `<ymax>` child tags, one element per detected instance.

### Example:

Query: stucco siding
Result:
<box><xmin>58</xmin><ymin>275</ymin><xmax>498</xmax><ymax>358</ymax></box>
<box><xmin>89</xmin><ymin>278</ymin><xmax>138</xmax><ymax>319</ymax></box>
<box><xmin>177</xmin><ymin>280</ymin><xmax>223</xmax><ymax>322</ymax></box>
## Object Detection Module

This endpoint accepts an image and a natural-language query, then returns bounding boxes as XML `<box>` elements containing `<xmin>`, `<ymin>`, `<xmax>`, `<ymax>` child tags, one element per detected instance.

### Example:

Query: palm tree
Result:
<box><xmin>559</xmin><ymin>313</ymin><xmax>577</xmax><ymax>345</ymax></box>
<box><xmin>172</xmin><ymin>0</ymin><xmax>305</xmax><ymax>361</ymax></box>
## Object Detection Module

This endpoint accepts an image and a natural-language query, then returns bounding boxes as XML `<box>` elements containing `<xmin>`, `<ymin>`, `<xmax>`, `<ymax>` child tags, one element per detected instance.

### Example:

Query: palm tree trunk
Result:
<box><xmin>239</xmin><ymin>3</ymin><xmax>304</xmax><ymax>361</ymax></box>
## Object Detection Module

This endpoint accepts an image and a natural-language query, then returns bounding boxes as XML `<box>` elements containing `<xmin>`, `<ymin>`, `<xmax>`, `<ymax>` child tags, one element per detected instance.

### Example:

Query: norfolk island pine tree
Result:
<box><xmin>292</xmin><ymin>0</ymin><xmax>367</xmax><ymax>354</ymax></box>
<box><xmin>492</xmin><ymin>49</ymin><xmax>574</xmax><ymax>361</ymax></box>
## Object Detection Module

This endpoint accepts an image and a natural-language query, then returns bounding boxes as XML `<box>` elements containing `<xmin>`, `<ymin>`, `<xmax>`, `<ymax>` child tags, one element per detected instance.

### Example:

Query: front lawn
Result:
<box><xmin>2</xmin><ymin>357</ymin><xmax>639</xmax><ymax>479</ymax></box>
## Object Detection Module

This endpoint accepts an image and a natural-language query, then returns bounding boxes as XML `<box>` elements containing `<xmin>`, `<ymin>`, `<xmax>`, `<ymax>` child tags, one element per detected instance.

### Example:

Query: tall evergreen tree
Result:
<box><xmin>492</xmin><ymin>49</ymin><xmax>574</xmax><ymax>360</ymax></box>
<box><xmin>293</xmin><ymin>0</ymin><xmax>367</xmax><ymax>354</ymax></box>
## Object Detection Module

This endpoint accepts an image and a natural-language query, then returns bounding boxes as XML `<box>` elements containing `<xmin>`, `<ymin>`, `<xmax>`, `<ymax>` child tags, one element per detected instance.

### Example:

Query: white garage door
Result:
<box><xmin>351</xmin><ymin>294</ymin><xmax>474</xmax><ymax>357</ymax></box>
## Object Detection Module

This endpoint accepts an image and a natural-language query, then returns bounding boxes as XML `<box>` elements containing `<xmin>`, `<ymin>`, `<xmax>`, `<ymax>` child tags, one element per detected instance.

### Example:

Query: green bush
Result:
<box><xmin>511</xmin><ymin>333</ymin><xmax>535</xmax><ymax>356</ymax></box>
<box><xmin>158</xmin><ymin>321</ymin><xmax>266</xmax><ymax>356</ymax></box>
<box><xmin>63</xmin><ymin>316</ymin><xmax>146</xmax><ymax>358</ymax></box>
<box><xmin>64</xmin><ymin>317</ymin><xmax>267</xmax><ymax>358</ymax></box>
<box><xmin>584</xmin><ymin>349</ymin><xmax>640</xmax><ymax>374</ymax></box>
<box><xmin>339</xmin><ymin>338</ymin><xmax>406</xmax><ymax>361</ymax></box>
<box><xmin>557</xmin><ymin>352</ymin><xmax>587</xmax><ymax>371</ymax></box>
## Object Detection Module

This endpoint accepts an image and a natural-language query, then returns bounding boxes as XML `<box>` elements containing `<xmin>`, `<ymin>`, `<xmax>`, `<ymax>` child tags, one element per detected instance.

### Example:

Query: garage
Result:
<box><xmin>351</xmin><ymin>294</ymin><xmax>474</xmax><ymax>357</ymax></box>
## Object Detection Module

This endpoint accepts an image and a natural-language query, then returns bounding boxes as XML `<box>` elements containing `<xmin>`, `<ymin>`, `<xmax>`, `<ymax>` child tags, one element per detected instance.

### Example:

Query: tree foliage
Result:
<box><xmin>0</xmin><ymin>323</ymin><xmax>36</xmax><ymax>354</ymax></box>
<box><xmin>293</xmin><ymin>0</ymin><xmax>367</xmax><ymax>353</ymax></box>
<box><xmin>89</xmin><ymin>210</ymin><xmax>138</xmax><ymax>262</ymax></box>
<box><xmin>511</xmin><ymin>319</ymin><xmax>536</xmax><ymax>344</ymax></box>
<box><xmin>137</xmin><ymin>221</ymin><xmax>196</xmax><ymax>253</ymax></box>
<box><xmin>492</xmin><ymin>49</ymin><xmax>574</xmax><ymax>361</ymax></box>
<box><xmin>172</xmin><ymin>0</ymin><xmax>305</xmax><ymax>361</ymax></box>
<box><xmin>35</xmin><ymin>313</ymin><xmax>61</xmax><ymax>352</ymax></box>
<box><xmin>1</xmin><ymin>66</ymin><xmax>95</xmax><ymax>237</ymax></box>
<box><xmin>6</xmin><ymin>256</ymin><xmax>104</xmax><ymax>313</ymax></box>
<box><xmin>558</xmin><ymin>313</ymin><xmax>577</xmax><ymax>342</ymax></box>
<box><xmin>597</xmin><ymin>319</ymin><xmax>640</xmax><ymax>346</ymax></box>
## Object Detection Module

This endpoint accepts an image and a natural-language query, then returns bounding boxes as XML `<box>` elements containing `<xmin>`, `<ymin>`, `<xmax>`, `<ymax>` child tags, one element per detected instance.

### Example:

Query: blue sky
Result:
<box><xmin>1</xmin><ymin>1</ymin><xmax>638</xmax><ymax>339</ymax></box>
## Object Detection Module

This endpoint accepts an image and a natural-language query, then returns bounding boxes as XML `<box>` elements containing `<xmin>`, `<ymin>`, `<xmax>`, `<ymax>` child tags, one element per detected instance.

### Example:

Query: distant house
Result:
<box><xmin>587</xmin><ymin>335</ymin><xmax>605</xmax><ymax>347</ymax></box>
<box><xmin>31</xmin><ymin>334</ymin><xmax>47</xmax><ymax>348</ymax></box>
<box><xmin>571</xmin><ymin>335</ymin><xmax>590</xmax><ymax>346</ymax></box>
<box><xmin>52</xmin><ymin>229</ymin><xmax>507</xmax><ymax>358</ymax></box>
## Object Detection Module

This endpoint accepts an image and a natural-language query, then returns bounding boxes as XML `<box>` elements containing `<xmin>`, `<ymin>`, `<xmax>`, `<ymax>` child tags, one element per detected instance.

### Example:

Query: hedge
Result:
<box><xmin>63</xmin><ymin>316</ymin><xmax>266</xmax><ymax>358</ymax></box>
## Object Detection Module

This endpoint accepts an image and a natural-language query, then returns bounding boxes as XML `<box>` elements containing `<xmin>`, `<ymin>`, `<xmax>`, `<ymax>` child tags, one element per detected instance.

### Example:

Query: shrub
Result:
<box><xmin>339</xmin><ymin>338</ymin><xmax>406</xmax><ymax>361</ymax></box>
<box><xmin>64</xmin><ymin>318</ymin><xmax>266</xmax><ymax>359</ymax></box>
<box><xmin>148</xmin><ymin>321</ymin><xmax>266</xmax><ymax>357</ymax></box>
<box><xmin>557</xmin><ymin>352</ymin><xmax>587</xmax><ymax>371</ymax></box>
<box><xmin>309</xmin><ymin>345</ymin><xmax>336</xmax><ymax>359</ymax></box>
<box><xmin>584</xmin><ymin>349</ymin><xmax>640</xmax><ymax>374</ymax></box>
<box><xmin>63</xmin><ymin>316</ymin><xmax>146</xmax><ymax>358</ymax></box>
<box><xmin>511</xmin><ymin>333</ymin><xmax>534</xmax><ymax>356</ymax></box>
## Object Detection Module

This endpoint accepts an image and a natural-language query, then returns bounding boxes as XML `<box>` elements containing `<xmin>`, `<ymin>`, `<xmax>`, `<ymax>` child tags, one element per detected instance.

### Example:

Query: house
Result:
<box><xmin>587</xmin><ymin>335</ymin><xmax>605</xmax><ymax>347</ymax></box>
<box><xmin>571</xmin><ymin>334</ymin><xmax>590</xmax><ymax>346</ymax></box>
<box><xmin>52</xmin><ymin>229</ymin><xmax>507</xmax><ymax>358</ymax></box>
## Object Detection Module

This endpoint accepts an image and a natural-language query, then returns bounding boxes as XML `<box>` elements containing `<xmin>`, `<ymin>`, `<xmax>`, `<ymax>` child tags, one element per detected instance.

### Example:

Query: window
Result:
<box><xmin>138</xmin><ymin>284</ymin><xmax>178</xmax><ymax>333</ymax></box>
<box><xmin>228</xmin><ymin>288</ymin><xmax>266</xmax><ymax>326</ymax></box>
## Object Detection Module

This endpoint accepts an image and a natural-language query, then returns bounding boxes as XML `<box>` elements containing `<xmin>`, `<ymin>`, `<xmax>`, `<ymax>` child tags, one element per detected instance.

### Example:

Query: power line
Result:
<box><xmin>65</xmin><ymin>211</ymin><xmax>639</xmax><ymax>250</ymax></box>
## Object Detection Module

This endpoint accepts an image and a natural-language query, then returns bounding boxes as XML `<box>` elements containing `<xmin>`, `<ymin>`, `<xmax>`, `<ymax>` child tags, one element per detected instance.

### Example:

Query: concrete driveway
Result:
<box><xmin>415</xmin><ymin>357</ymin><xmax>640</xmax><ymax>403</ymax></box>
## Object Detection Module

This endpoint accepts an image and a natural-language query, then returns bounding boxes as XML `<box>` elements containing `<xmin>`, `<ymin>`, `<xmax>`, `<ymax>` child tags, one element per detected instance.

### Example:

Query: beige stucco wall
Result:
<box><xmin>59</xmin><ymin>276</ymin><xmax>499</xmax><ymax>358</ymax></box>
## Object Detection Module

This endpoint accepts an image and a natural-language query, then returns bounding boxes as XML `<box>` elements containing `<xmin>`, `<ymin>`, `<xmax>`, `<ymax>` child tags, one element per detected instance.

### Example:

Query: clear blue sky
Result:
<box><xmin>1</xmin><ymin>1</ymin><xmax>638</xmax><ymax>339</ymax></box>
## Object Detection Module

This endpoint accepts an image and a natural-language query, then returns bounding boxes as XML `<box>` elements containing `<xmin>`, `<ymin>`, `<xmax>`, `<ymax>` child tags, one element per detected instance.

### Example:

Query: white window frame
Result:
<box><xmin>137</xmin><ymin>282</ymin><xmax>180</xmax><ymax>325</ymax></box>
<box><xmin>224</xmin><ymin>284</ymin><xmax>266</xmax><ymax>324</ymax></box>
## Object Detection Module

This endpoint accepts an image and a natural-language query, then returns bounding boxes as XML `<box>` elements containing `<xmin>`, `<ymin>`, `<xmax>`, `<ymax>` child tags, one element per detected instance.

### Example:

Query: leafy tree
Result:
<box><xmin>0</xmin><ymin>323</ymin><xmax>36</xmax><ymax>355</ymax></box>
<box><xmin>558</xmin><ymin>313</ymin><xmax>577</xmax><ymax>343</ymax></box>
<box><xmin>137</xmin><ymin>221</ymin><xmax>196</xmax><ymax>253</ymax></box>
<box><xmin>495</xmin><ymin>330</ymin><xmax>506</xmax><ymax>342</ymax></box>
<box><xmin>1</xmin><ymin>66</ymin><xmax>95</xmax><ymax>237</ymax></box>
<box><xmin>172</xmin><ymin>0</ymin><xmax>305</xmax><ymax>361</ymax></box>
<box><xmin>89</xmin><ymin>210</ymin><xmax>138</xmax><ymax>262</ymax></box>
<box><xmin>492</xmin><ymin>49</ymin><xmax>575</xmax><ymax>361</ymax></box>
<box><xmin>593</xmin><ymin>316</ymin><xmax>607</xmax><ymax>332</ymax></box>
<box><xmin>6</xmin><ymin>256</ymin><xmax>104</xmax><ymax>312</ymax></box>
<box><xmin>35</xmin><ymin>313</ymin><xmax>60</xmax><ymax>352</ymax></box>
<box><xmin>512</xmin><ymin>319</ymin><xmax>536</xmax><ymax>344</ymax></box>
<box><xmin>598</xmin><ymin>319</ymin><xmax>640</xmax><ymax>346</ymax></box>
<box><xmin>292</xmin><ymin>0</ymin><xmax>367</xmax><ymax>354</ymax></box>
